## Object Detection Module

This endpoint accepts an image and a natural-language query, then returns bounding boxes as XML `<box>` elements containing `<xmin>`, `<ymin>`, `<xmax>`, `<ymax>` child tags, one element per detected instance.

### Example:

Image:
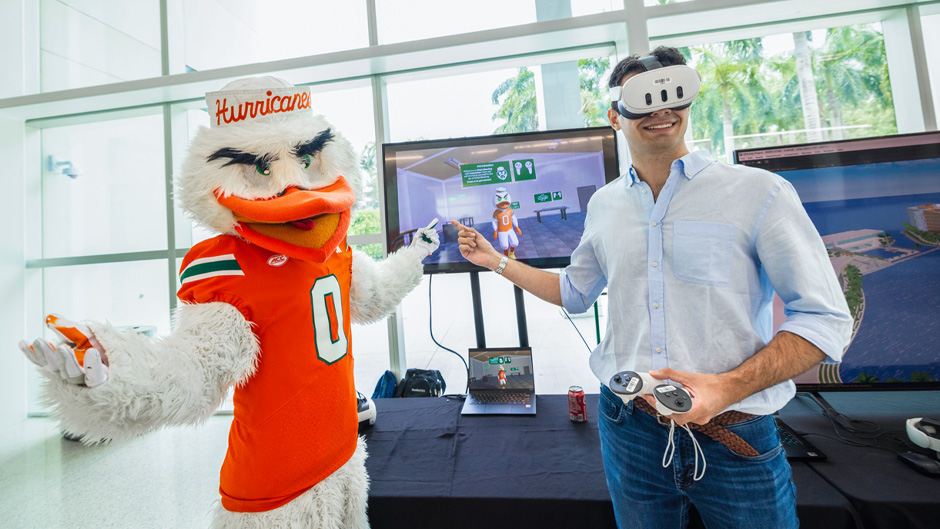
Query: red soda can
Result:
<box><xmin>568</xmin><ymin>386</ymin><xmax>586</xmax><ymax>422</ymax></box>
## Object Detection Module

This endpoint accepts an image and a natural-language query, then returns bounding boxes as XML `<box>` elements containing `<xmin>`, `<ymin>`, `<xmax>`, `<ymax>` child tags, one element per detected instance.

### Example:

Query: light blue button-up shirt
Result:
<box><xmin>559</xmin><ymin>149</ymin><xmax>853</xmax><ymax>415</ymax></box>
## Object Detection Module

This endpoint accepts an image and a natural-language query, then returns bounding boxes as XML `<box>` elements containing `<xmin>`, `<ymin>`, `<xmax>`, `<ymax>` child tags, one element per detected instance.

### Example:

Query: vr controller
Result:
<box><xmin>608</xmin><ymin>370</ymin><xmax>693</xmax><ymax>415</ymax></box>
<box><xmin>357</xmin><ymin>392</ymin><xmax>376</xmax><ymax>426</ymax></box>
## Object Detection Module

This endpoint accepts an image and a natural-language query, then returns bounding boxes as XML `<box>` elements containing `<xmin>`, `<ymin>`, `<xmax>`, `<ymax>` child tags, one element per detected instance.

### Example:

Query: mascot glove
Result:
<box><xmin>18</xmin><ymin>314</ymin><xmax>109</xmax><ymax>387</ymax></box>
<box><xmin>411</xmin><ymin>218</ymin><xmax>441</xmax><ymax>256</ymax></box>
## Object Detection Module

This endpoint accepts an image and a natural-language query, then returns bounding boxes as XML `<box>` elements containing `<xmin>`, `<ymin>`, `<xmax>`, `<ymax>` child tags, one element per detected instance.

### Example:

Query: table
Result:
<box><xmin>777</xmin><ymin>391</ymin><xmax>940</xmax><ymax>529</ymax></box>
<box><xmin>361</xmin><ymin>392</ymin><xmax>935</xmax><ymax>529</ymax></box>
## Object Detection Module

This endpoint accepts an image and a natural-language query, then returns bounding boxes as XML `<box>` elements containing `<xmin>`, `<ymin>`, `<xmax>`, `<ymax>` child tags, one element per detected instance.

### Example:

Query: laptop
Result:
<box><xmin>461</xmin><ymin>347</ymin><xmax>536</xmax><ymax>415</ymax></box>
<box><xmin>774</xmin><ymin>417</ymin><xmax>827</xmax><ymax>460</ymax></box>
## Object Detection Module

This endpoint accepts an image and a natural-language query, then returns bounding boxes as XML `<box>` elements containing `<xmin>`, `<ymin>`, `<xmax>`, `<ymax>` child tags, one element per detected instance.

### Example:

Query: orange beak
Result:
<box><xmin>215</xmin><ymin>176</ymin><xmax>355</xmax><ymax>262</ymax></box>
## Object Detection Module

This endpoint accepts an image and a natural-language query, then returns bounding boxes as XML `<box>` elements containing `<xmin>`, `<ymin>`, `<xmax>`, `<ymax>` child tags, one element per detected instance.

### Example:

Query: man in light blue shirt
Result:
<box><xmin>452</xmin><ymin>46</ymin><xmax>852</xmax><ymax>529</ymax></box>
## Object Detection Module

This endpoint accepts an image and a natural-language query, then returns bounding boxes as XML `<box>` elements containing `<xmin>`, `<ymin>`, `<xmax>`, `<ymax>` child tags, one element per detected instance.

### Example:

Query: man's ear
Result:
<box><xmin>607</xmin><ymin>108</ymin><xmax>621</xmax><ymax>130</ymax></box>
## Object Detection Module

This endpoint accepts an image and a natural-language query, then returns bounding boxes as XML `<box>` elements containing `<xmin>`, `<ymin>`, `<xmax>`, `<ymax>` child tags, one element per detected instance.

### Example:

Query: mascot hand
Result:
<box><xmin>18</xmin><ymin>314</ymin><xmax>109</xmax><ymax>387</ymax></box>
<box><xmin>515</xmin><ymin>227</ymin><xmax>522</xmax><ymax>236</ymax></box>
<box><xmin>411</xmin><ymin>218</ymin><xmax>441</xmax><ymax>256</ymax></box>
<box><xmin>493</xmin><ymin>231</ymin><xmax>498</xmax><ymax>240</ymax></box>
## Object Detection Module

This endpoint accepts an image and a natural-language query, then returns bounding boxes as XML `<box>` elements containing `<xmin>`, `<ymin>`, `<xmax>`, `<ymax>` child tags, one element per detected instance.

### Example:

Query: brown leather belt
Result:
<box><xmin>634</xmin><ymin>398</ymin><xmax>760</xmax><ymax>457</ymax></box>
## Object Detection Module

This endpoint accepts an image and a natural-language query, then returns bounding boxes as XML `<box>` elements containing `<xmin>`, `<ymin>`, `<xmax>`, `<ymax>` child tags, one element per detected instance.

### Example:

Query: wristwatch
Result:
<box><xmin>494</xmin><ymin>255</ymin><xmax>509</xmax><ymax>275</ymax></box>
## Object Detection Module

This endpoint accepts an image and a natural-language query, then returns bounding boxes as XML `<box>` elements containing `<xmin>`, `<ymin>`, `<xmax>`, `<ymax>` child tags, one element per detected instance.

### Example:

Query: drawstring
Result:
<box><xmin>662</xmin><ymin>418</ymin><xmax>707</xmax><ymax>481</ymax></box>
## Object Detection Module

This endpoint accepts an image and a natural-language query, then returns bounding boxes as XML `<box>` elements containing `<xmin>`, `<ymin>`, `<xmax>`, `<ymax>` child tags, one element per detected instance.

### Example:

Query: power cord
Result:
<box><xmin>428</xmin><ymin>274</ymin><xmax>471</xmax><ymax>394</ymax></box>
<box><xmin>560</xmin><ymin>307</ymin><xmax>594</xmax><ymax>354</ymax></box>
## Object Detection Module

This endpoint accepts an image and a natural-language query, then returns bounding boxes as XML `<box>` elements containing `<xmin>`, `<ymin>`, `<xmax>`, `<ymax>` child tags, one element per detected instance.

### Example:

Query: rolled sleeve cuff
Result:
<box><xmin>777</xmin><ymin>315</ymin><xmax>848</xmax><ymax>364</ymax></box>
<box><xmin>559</xmin><ymin>272</ymin><xmax>591</xmax><ymax>314</ymax></box>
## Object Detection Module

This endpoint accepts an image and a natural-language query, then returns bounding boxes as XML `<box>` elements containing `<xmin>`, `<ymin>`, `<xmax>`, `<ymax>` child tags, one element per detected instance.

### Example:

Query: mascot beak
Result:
<box><xmin>216</xmin><ymin>176</ymin><xmax>355</xmax><ymax>263</ymax></box>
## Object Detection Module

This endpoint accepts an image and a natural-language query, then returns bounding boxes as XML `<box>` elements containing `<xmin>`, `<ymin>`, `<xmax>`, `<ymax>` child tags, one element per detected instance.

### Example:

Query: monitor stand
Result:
<box><xmin>469</xmin><ymin>270</ymin><xmax>529</xmax><ymax>349</ymax></box>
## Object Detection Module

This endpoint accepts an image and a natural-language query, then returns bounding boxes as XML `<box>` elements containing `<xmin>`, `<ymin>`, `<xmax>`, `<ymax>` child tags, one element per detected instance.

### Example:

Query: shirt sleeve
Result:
<box><xmin>755</xmin><ymin>179</ymin><xmax>853</xmax><ymax>362</ymax></box>
<box><xmin>559</xmin><ymin>207</ymin><xmax>608</xmax><ymax>314</ymax></box>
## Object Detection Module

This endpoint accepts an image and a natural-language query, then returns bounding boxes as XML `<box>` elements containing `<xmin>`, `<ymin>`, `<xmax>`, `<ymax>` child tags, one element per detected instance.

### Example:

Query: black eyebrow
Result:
<box><xmin>293</xmin><ymin>129</ymin><xmax>333</xmax><ymax>158</ymax></box>
<box><xmin>207</xmin><ymin>148</ymin><xmax>276</xmax><ymax>168</ymax></box>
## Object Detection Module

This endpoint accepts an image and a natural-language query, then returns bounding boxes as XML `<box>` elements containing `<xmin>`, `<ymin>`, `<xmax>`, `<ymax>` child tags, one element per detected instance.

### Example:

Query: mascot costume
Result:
<box><xmin>18</xmin><ymin>76</ymin><xmax>439</xmax><ymax>528</ymax></box>
<box><xmin>491</xmin><ymin>186</ymin><xmax>522</xmax><ymax>259</ymax></box>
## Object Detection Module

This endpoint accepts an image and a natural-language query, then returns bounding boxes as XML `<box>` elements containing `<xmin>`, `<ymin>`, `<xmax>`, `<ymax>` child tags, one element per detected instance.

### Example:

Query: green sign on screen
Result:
<box><xmin>534</xmin><ymin>193</ymin><xmax>552</xmax><ymax>203</ymax></box>
<box><xmin>511</xmin><ymin>201</ymin><xmax>520</xmax><ymax>209</ymax></box>
<box><xmin>512</xmin><ymin>159</ymin><xmax>536</xmax><ymax>182</ymax></box>
<box><xmin>460</xmin><ymin>161</ymin><xmax>512</xmax><ymax>187</ymax></box>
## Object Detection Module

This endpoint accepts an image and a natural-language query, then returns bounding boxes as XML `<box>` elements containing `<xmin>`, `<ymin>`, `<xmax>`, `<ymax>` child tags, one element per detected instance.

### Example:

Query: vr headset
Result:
<box><xmin>609</xmin><ymin>56</ymin><xmax>701</xmax><ymax>119</ymax></box>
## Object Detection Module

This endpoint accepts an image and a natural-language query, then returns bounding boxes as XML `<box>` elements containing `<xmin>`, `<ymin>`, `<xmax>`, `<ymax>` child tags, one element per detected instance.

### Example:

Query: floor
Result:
<box><xmin>0</xmin><ymin>415</ymin><xmax>231</xmax><ymax>528</ymax></box>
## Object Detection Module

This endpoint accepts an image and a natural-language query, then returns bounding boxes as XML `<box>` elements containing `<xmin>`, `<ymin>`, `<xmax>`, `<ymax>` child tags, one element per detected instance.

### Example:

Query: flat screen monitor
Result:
<box><xmin>734</xmin><ymin>131</ymin><xmax>940</xmax><ymax>391</ymax></box>
<box><xmin>382</xmin><ymin>126</ymin><xmax>620</xmax><ymax>274</ymax></box>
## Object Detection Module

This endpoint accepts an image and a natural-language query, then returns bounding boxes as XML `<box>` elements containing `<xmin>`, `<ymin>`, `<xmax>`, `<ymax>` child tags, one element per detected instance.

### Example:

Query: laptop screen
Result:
<box><xmin>468</xmin><ymin>347</ymin><xmax>534</xmax><ymax>392</ymax></box>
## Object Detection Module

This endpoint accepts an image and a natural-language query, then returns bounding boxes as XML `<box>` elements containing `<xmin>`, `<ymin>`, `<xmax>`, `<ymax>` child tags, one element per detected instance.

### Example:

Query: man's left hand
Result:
<box><xmin>641</xmin><ymin>367</ymin><xmax>734</xmax><ymax>426</ymax></box>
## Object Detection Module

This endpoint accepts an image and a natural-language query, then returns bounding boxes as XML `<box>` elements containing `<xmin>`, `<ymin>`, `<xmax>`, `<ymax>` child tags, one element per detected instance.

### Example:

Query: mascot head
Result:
<box><xmin>177</xmin><ymin>76</ymin><xmax>363</xmax><ymax>262</ymax></box>
<box><xmin>493</xmin><ymin>187</ymin><xmax>511</xmax><ymax>209</ymax></box>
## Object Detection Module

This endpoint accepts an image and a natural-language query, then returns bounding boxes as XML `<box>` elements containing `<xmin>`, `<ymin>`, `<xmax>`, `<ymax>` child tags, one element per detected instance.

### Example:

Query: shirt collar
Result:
<box><xmin>625</xmin><ymin>149</ymin><xmax>715</xmax><ymax>187</ymax></box>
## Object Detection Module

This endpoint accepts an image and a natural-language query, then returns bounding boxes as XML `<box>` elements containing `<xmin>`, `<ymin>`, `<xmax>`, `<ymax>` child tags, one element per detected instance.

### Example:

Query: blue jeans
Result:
<box><xmin>598</xmin><ymin>385</ymin><xmax>798</xmax><ymax>529</ymax></box>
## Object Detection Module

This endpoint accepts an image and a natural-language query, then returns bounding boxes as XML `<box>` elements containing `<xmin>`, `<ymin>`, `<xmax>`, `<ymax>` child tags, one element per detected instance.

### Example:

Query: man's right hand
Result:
<box><xmin>452</xmin><ymin>220</ymin><xmax>502</xmax><ymax>270</ymax></box>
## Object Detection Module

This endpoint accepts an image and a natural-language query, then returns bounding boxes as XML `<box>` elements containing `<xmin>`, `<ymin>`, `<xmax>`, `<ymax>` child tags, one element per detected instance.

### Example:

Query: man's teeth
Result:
<box><xmin>646</xmin><ymin>123</ymin><xmax>673</xmax><ymax>130</ymax></box>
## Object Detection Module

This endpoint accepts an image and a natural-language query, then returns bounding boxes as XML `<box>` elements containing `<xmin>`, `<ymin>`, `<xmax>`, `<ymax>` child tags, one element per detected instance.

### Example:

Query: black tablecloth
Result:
<box><xmin>778</xmin><ymin>391</ymin><xmax>940</xmax><ymax>529</ymax></box>
<box><xmin>363</xmin><ymin>394</ymin><xmax>873</xmax><ymax>529</ymax></box>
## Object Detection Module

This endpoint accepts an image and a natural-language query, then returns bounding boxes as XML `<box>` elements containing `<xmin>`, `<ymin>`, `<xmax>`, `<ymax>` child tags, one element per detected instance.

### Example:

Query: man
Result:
<box><xmin>451</xmin><ymin>46</ymin><xmax>852</xmax><ymax>529</ymax></box>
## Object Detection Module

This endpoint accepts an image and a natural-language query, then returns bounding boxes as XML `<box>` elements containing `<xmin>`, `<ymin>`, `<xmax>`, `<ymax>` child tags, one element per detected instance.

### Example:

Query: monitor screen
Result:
<box><xmin>468</xmin><ymin>347</ymin><xmax>534</xmax><ymax>392</ymax></box>
<box><xmin>734</xmin><ymin>131</ymin><xmax>940</xmax><ymax>391</ymax></box>
<box><xmin>382</xmin><ymin>126</ymin><xmax>620</xmax><ymax>273</ymax></box>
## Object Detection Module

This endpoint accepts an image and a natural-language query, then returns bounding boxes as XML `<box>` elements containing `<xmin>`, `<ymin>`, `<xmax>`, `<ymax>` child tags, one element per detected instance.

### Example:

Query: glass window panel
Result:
<box><xmin>680</xmin><ymin>23</ymin><xmax>897</xmax><ymax>161</ymax></box>
<box><xmin>41</xmin><ymin>113</ymin><xmax>167</xmax><ymax>258</ymax></box>
<box><xmin>571</xmin><ymin>0</ymin><xmax>623</xmax><ymax>16</ymax></box>
<box><xmin>177</xmin><ymin>0</ymin><xmax>368</xmax><ymax>72</ymax></box>
<box><xmin>386</xmin><ymin>53</ymin><xmax>612</xmax><ymax>142</ymax></box>
<box><xmin>377</xmin><ymin>0</ymin><xmax>537</xmax><ymax>44</ymax></box>
<box><xmin>645</xmin><ymin>0</ymin><xmax>693</xmax><ymax>6</ymax></box>
<box><xmin>43</xmin><ymin>260</ymin><xmax>172</xmax><ymax>338</ymax></box>
<box><xmin>40</xmin><ymin>0</ymin><xmax>161</xmax><ymax>92</ymax></box>
<box><xmin>923</xmin><ymin>13</ymin><xmax>940</xmax><ymax>125</ymax></box>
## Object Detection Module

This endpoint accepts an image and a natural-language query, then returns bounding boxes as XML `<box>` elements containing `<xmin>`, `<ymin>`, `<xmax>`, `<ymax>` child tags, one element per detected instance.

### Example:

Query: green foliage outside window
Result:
<box><xmin>490</xmin><ymin>24</ymin><xmax>897</xmax><ymax>160</ymax></box>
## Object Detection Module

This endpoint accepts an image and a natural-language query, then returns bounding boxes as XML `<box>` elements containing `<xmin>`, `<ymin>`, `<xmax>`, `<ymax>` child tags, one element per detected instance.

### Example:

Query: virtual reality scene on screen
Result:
<box><xmin>773</xmin><ymin>155</ymin><xmax>940</xmax><ymax>387</ymax></box>
<box><xmin>468</xmin><ymin>350</ymin><xmax>535</xmax><ymax>391</ymax></box>
<box><xmin>386</xmin><ymin>133</ymin><xmax>613</xmax><ymax>267</ymax></box>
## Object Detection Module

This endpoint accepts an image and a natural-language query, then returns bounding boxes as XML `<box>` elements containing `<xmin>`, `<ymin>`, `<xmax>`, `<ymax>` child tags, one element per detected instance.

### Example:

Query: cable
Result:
<box><xmin>428</xmin><ymin>274</ymin><xmax>471</xmax><ymax>393</ymax></box>
<box><xmin>561</xmin><ymin>307</ymin><xmax>594</xmax><ymax>354</ymax></box>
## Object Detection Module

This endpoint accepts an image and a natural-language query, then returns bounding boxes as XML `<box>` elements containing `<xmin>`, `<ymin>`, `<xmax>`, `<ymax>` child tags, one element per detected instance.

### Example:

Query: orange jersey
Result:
<box><xmin>177</xmin><ymin>235</ymin><xmax>356</xmax><ymax>513</ymax></box>
<box><xmin>498</xmin><ymin>371</ymin><xmax>506</xmax><ymax>381</ymax></box>
<box><xmin>493</xmin><ymin>208</ymin><xmax>515</xmax><ymax>233</ymax></box>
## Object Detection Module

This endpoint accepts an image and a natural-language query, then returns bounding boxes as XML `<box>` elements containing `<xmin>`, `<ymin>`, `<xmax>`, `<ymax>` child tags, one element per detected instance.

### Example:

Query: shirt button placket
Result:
<box><xmin>649</xmin><ymin>217</ymin><xmax>667</xmax><ymax>370</ymax></box>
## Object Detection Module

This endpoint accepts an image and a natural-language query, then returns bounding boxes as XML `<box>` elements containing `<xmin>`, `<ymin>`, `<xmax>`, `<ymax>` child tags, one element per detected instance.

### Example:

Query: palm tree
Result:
<box><xmin>792</xmin><ymin>31</ymin><xmax>823</xmax><ymax>142</ymax></box>
<box><xmin>855</xmin><ymin>372</ymin><xmax>880</xmax><ymax>383</ymax></box>
<box><xmin>814</xmin><ymin>25</ymin><xmax>894</xmax><ymax>140</ymax></box>
<box><xmin>911</xmin><ymin>371</ymin><xmax>937</xmax><ymax>383</ymax></box>
<box><xmin>491</xmin><ymin>68</ymin><xmax>538</xmax><ymax>134</ymax></box>
<box><xmin>579</xmin><ymin>57</ymin><xmax>612</xmax><ymax>127</ymax></box>
<box><xmin>688</xmin><ymin>38</ymin><xmax>766</xmax><ymax>159</ymax></box>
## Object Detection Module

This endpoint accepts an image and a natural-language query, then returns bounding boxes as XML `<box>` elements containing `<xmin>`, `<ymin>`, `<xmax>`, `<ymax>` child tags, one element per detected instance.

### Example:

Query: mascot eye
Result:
<box><xmin>300</xmin><ymin>154</ymin><xmax>312</xmax><ymax>169</ymax></box>
<box><xmin>256</xmin><ymin>163</ymin><xmax>271</xmax><ymax>176</ymax></box>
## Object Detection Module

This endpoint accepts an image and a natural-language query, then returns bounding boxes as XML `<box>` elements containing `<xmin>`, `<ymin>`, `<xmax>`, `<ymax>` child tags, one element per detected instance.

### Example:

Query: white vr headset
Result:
<box><xmin>609</xmin><ymin>56</ymin><xmax>702</xmax><ymax>119</ymax></box>
<box><xmin>907</xmin><ymin>417</ymin><xmax>940</xmax><ymax>454</ymax></box>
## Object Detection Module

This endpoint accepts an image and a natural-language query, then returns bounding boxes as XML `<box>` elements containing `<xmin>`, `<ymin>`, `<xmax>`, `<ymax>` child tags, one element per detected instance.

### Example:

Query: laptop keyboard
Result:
<box><xmin>774</xmin><ymin>417</ymin><xmax>827</xmax><ymax>460</ymax></box>
<box><xmin>472</xmin><ymin>392</ymin><xmax>532</xmax><ymax>405</ymax></box>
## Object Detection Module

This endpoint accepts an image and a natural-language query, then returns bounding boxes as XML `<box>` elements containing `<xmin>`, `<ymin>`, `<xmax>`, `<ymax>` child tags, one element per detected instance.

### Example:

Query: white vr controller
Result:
<box><xmin>357</xmin><ymin>392</ymin><xmax>376</xmax><ymax>426</ymax></box>
<box><xmin>608</xmin><ymin>370</ymin><xmax>694</xmax><ymax>415</ymax></box>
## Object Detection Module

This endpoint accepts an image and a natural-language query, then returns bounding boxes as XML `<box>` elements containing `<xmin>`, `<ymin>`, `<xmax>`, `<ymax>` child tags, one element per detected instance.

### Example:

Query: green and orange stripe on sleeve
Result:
<box><xmin>180</xmin><ymin>254</ymin><xmax>244</xmax><ymax>284</ymax></box>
